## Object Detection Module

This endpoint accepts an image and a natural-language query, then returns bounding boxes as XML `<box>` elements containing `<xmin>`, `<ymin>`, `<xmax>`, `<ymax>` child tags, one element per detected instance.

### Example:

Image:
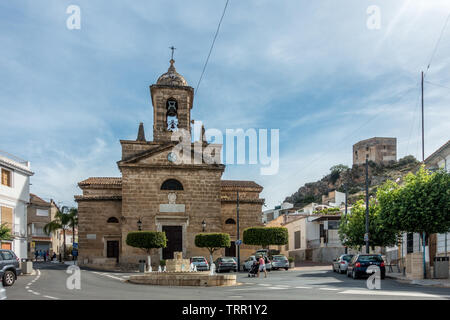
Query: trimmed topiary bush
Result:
<box><xmin>243</xmin><ymin>227</ymin><xmax>288</xmax><ymax>247</ymax></box>
<box><xmin>126</xmin><ymin>231</ymin><xmax>167</xmax><ymax>254</ymax></box>
<box><xmin>195</xmin><ymin>233</ymin><xmax>231</xmax><ymax>264</ymax></box>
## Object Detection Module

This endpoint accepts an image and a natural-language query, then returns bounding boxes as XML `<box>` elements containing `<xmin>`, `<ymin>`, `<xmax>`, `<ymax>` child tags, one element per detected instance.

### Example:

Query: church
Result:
<box><xmin>75</xmin><ymin>58</ymin><xmax>264</xmax><ymax>269</ymax></box>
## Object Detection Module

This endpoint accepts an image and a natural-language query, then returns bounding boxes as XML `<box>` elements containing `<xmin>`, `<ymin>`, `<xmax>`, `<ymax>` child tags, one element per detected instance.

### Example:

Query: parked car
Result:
<box><xmin>347</xmin><ymin>254</ymin><xmax>385</xmax><ymax>279</ymax></box>
<box><xmin>214</xmin><ymin>257</ymin><xmax>237</xmax><ymax>273</ymax></box>
<box><xmin>243</xmin><ymin>256</ymin><xmax>257</xmax><ymax>271</ymax></box>
<box><xmin>332</xmin><ymin>254</ymin><xmax>354</xmax><ymax>274</ymax></box>
<box><xmin>190</xmin><ymin>256</ymin><xmax>209</xmax><ymax>271</ymax></box>
<box><xmin>271</xmin><ymin>255</ymin><xmax>289</xmax><ymax>270</ymax></box>
<box><xmin>0</xmin><ymin>249</ymin><xmax>21</xmax><ymax>286</ymax></box>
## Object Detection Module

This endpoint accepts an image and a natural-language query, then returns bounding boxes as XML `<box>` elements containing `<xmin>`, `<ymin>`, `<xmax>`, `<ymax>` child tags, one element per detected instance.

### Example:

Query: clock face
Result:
<box><xmin>167</xmin><ymin>152</ymin><xmax>177</xmax><ymax>163</ymax></box>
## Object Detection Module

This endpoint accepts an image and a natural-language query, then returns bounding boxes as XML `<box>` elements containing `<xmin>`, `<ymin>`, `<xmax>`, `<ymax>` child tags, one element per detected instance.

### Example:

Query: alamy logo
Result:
<box><xmin>170</xmin><ymin>123</ymin><xmax>279</xmax><ymax>175</ymax></box>
<box><xmin>366</xmin><ymin>265</ymin><xmax>381</xmax><ymax>290</ymax></box>
<box><xmin>66</xmin><ymin>5</ymin><xmax>81</xmax><ymax>30</ymax></box>
<box><xmin>66</xmin><ymin>265</ymin><xmax>81</xmax><ymax>290</ymax></box>
<box><xmin>366</xmin><ymin>5</ymin><xmax>381</xmax><ymax>30</ymax></box>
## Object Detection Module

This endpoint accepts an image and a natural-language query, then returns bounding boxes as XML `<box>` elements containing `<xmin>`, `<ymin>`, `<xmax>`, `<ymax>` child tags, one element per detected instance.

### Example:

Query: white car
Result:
<box><xmin>243</xmin><ymin>256</ymin><xmax>257</xmax><ymax>271</ymax></box>
<box><xmin>332</xmin><ymin>254</ymin><xmax>354</xmax><ymax>274</ymax></box>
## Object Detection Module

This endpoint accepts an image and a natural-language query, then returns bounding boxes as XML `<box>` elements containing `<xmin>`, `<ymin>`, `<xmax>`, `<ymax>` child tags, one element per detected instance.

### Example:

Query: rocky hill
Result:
<box><xmin>284</xmin><ymin>155</ymin><xmax>421</xmax><ymax>207</ymax></box>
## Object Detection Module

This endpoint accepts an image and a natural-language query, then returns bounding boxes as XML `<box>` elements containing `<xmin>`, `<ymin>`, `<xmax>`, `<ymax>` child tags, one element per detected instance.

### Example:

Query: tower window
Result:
<box><xmin>161</xmin><ymin>179</ymin><xmax>183</xmax><ymax>190</ymax></box>
<box><xmin>166</xmin><ymin>98</ymin><xmax>178</xmax><ymax>131</ymax></box>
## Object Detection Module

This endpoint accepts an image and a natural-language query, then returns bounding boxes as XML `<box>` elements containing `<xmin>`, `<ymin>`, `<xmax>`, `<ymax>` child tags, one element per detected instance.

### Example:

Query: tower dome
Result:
<box><xmin>156</xmin><ymin>59</ymin><xmax>188</xmax><ymax>86</ymax></box>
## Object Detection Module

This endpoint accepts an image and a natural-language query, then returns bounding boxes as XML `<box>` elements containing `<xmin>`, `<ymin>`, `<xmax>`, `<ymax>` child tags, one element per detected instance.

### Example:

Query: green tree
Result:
<box><xmin>126</xmin><ymin>231</ymin><xmax>167</xmax><ymax>271</ymax></box>
<box><xmin>243</xmin><ymin>227</ymin><xmax>288</xmax><ymax>248</ymax></box>
<box><xmin>0</xmin><ymin>223</ymin><xmax>12</xmax><ymax>241</ymax></box>
<box><xmin>330</xmin><ymin>164</ymin><xmax>349</xmax><ymax>184</ymax></box>
<box><xmin>378</xmin><ymin>166</ymin><xmax>450</xmax><ymax>274</ymax></box>
<box><xmin>195</xmin><ymin>233</ymin><xmax>230</xmax><ymax>265</ymax></box>
<box><xmin>338</xmin><ymin>199</ymin><xmax>399</xmax><ymax>250</ymax></box>
<box><xmin>67</xmin><ymin>208</ymin><xmax>78</xmax><ymax>248</ymax></box>
<box><xmin>44</xmin><ymin>207</ymin><xmax>72</xmax><ymax>260</ymax></box>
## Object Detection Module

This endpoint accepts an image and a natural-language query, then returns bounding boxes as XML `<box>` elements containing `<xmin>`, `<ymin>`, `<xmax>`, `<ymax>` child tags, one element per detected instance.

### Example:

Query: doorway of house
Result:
<box><xmin>106</xmin><ymin>240</ymin><xmax>119</xmax><ymax>263</ymax></box>
<box><xmin>162</xmin><ymin>226</ymin><xmax>182</xmax><ymax>260</ymax></box>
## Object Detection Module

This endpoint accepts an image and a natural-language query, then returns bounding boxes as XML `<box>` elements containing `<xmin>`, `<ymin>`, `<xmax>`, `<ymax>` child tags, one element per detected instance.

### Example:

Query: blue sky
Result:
<box><xmin>1</xmin><ymin>0</ymin><xmax>449</xmax><ymax>208</ymax></box>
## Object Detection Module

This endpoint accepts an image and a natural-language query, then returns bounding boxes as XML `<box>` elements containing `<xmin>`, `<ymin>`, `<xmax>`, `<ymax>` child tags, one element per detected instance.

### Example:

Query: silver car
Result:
<box><xmin>190</xmin><ymin>256</ymin><xmax>209</xmax><ymax>271</ymax></box>
<box><xmin>271</xmin><ymin>255</ymin><xmax>289</xmax><ymax>270</ymax></box>
<box><xmin>332</xmin><ymin>254</ymin><xmax>354</xmax><ymax>274</ymax></box>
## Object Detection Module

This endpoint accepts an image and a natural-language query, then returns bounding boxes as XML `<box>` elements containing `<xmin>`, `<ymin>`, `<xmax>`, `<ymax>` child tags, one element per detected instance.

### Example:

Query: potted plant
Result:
<box><xmin>288</xmin><ymin>257</ymin><xmax>295</xmax><ymax>268</ymax></box>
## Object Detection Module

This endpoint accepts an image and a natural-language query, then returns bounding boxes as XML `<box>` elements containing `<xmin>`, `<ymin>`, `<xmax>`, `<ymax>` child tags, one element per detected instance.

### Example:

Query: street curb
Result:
<box><xmin>386</xmin><ymin>274</ymin><xmax>450</xmax><ymax>288</ymax></box>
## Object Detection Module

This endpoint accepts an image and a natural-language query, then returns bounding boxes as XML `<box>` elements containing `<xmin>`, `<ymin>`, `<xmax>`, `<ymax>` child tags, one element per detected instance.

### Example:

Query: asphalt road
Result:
<box><xmin>3</xmin><ymin>262</ymin><xmax>450</xmax><ymax>300</ymax></box>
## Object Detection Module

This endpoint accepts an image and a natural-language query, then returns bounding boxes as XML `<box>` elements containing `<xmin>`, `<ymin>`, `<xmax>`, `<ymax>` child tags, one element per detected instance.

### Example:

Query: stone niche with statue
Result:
<box><xmin>165</xmin><ymin>251</ymin><xmax>190</xmax><ymax>272</ymax></box>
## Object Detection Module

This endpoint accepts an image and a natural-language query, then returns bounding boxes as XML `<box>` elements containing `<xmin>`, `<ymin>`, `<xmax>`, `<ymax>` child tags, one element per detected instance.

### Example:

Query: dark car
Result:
<box><xmin>190</xmin><ymin>256</ymin><xmax>209</xmax><ymax>271</ymax></box>
<box><xmin>347</xmin><ymin>254</ymin><xmax>385</xmax><ymax>280</ymax></box>
<box><xmin>214</xmin><ymin>257</ymin><xmax>237</xmax><ymax>273</ymax></box>
<box><xmin>0</xmin><ymin>249</ymin><xmax>21</xmax><ymax>286</ymax></box>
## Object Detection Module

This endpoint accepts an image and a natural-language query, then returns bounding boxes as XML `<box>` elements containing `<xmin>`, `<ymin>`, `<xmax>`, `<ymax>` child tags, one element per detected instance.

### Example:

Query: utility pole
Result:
<box><xmin>344</xmin><ymin>182</ymin><xmax>348</xmax><ymax>254</ymax></box>
<box><xmin>365</xmin><ymin>158</ymin><xmax>370</xmax><ymax>254</ymax></box>
<box><xmin>236</xmin><ymin>191</ymin><xmax>240</xmax><ymax>272</ymax></box>
<box><xmin>421</xmin><ymin>71</ymin><xmax>427</xmax><ymax>279</ymax></box>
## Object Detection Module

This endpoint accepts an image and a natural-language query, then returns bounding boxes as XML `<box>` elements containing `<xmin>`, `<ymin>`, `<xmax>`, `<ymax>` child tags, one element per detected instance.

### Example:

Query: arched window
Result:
<box><xmin>225</xmin><ymin>218</ymin><xmax>236</xmax><ymax>225</ymax></box>
<box><xmin>161</xmin><ymin>179</ymin><xmax>183</xmax><ymax>190</ymax></box>
<box><xmin>107</xmin><ymin>217</ymin><xmax>119</xmax><ymax>223</ymax></box>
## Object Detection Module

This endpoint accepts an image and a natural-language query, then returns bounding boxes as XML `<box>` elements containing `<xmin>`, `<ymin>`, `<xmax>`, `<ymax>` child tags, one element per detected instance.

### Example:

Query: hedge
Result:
<box><xmin>243</xmin><ymin>227</ymin><xmax>288</xmax><ymax>247</ymax></box>
<box><xmin>126</xmin><ymin>231</ymin><xmax>167</xmax><ymax>254</ymax></box>
<box><xmin>194</xmin><ymin>233</ymin><xmax>231</xmax><ymax>249</ymax></box>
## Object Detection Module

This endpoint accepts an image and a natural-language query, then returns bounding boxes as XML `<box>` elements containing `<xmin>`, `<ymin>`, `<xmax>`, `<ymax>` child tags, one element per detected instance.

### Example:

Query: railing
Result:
<box><xmin>0</xmin><ymin>149</ymin><xmax>29</xmax><ymax>165</ymax></box>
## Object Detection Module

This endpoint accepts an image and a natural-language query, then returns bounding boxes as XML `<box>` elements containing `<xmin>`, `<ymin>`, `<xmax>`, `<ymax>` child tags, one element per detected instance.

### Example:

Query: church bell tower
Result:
<box><xmin>150</xmin><ymin>58</ymin><xmax>194</xmax><ymax>143</ymax></box>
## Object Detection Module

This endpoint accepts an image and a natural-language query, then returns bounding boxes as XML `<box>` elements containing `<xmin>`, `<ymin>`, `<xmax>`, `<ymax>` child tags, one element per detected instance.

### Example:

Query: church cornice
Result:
<box><xmin>74</xmin><ymin>195</ymin><xmax>122</xmax><ymax>202</ymax></box>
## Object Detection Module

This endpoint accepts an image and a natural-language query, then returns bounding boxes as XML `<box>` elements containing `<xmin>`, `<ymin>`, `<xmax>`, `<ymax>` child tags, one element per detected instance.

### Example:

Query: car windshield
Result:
<box><xmin>342</xmin><ymin>255</ymin><xmax>353</xmax><ymax>262</ymax></box>
<box><xmin>358</xmin><ymin>255</ymin><xmax>383</xmax><ymax>262</ymax></box>
<box><xmin>221</xmin><ymin>258</ymin><xmax>235</xmax><ymax>263</ymax></box>
<box><xmin>273</xmin><ymin>256</ymin><xmax>287</xmax><ymax>260</ymax></box>
<box><xmin>192</xmin><ymin>258</ymin><xmax>205</xmax><ymax>262</ymax></box>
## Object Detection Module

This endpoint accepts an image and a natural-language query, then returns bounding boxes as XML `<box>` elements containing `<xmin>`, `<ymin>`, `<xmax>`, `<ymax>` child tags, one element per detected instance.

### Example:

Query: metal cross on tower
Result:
<box><xmin>169</xmin><ymin>46</ymin><xmax>176</xmax><ymax>60</ymax></box>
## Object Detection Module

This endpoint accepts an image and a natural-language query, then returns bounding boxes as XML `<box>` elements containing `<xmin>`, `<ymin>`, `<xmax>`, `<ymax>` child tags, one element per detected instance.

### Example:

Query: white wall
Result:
<box><xmin>0</xmin><ymin>159</ymin><xmax>33</xmax><ymax>259</ymax></box>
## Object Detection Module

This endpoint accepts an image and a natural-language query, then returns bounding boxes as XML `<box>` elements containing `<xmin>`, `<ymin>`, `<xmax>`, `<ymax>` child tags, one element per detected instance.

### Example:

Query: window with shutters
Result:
<box><xmin>1</xmin><ymin>169</ymin><xmax>12</xmax><ymax>187</ymax></box>
<box><xmin>0</xmin><ymin>206</ymin><xmax>14</xmax><ymax>230</ymax></box>
<box><xmin>294</xmin><ymin>231</ymin><xmax>301</xmax><ymax>249</ymax></box>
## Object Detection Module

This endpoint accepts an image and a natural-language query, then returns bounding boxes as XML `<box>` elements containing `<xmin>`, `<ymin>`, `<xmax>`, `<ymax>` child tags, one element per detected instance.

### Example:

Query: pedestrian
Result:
<box><xmin>52</xmin><ymin>252</ymin><xmax>56</xmax><ymax>261</ymax></box>
<box><xmin>43</xmin><ymin>250</ymin><xmax>47</xmax><ymax>262</ymax></box>
<box><xmin>257</xmin><ymin>255</ymin><xmax>267</xmax><ymax>278</ymax></box>
<box><xmin>34</xmin><ymin>250</ymin><xmax>39</xmax><ymax>262</ymax></box>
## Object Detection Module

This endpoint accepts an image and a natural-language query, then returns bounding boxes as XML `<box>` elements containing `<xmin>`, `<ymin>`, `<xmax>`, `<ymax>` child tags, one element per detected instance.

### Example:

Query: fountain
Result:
<box><xmin>128</xmin><ymin>251</ymin><xmax>236</xmax><ymax>287</ymax></box>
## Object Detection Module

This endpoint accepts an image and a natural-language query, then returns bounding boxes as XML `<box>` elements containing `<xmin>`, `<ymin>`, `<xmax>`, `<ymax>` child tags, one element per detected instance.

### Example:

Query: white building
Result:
<box><xmin>0</xmin><ymin>150</ymin><xmax>34</xmax><ymax>259</ymax></box>
<box><xmin>262</xmin><ymin>202</ymin><xmax>294</xmax><ymax>223</ymax></box>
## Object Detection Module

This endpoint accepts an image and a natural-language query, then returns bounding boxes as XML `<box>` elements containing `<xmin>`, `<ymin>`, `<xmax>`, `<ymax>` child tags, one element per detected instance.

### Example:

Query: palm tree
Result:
<box><xmin>44</xmin><ymin>206</ymin><xmax>71</xmax><ymax>260</ymax></box>
<box><xmin>67</xmin><ymin>208</ymin><xmax>78</xmax><ymax>249</ymax></box>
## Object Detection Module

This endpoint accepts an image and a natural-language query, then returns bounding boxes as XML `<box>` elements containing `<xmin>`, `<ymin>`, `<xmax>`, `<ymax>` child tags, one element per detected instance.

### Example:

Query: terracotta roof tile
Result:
<box><xmin>221</xmin><ymin>180</ymin><xmax>263</xmax><ymax>190</ymax></box>
<box><xmin>29</xmin><ymin>193</ymin><xmax>51</xmax><ymax>207</ymax></box>
<box><xmin>78</xmin><ymin>177</ymin><xmax>122</xmax><ymax>186</ymax></box>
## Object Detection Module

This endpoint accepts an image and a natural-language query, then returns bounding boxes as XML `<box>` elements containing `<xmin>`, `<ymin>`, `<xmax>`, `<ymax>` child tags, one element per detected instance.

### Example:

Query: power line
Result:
<box><xmin>424</xmin><ymin>12</ymin><xmax>450</xmax><ymax>78</ymax></box>
<box><xmin>424</xmin><ymin>80</ymin><xmax>450</xmax><ymax>91</ymax></box>
<box><xmin>195</xmin><ymin>0</ymin><xmax>230</xmax><ymax>97</ymax></box>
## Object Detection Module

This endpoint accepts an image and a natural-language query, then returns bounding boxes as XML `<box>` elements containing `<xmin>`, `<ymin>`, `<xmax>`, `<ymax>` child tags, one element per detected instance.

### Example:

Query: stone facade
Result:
<box><xmin>75</xmin><ymin>59</ymin><xmax>264</xmax><ymax>269</ymax></box>
<box><xmin>353</xmin><ymin>137</ymin><xmax>397</xmax><ymax>165</ymax></box>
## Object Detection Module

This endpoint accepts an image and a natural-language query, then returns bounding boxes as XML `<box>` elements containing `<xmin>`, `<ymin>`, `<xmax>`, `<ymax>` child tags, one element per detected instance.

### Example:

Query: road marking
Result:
<box><xmin>319</xmin><ymin>288</ymin><xmax>339</xmax><ymax>291</ymax></box>
<box><xmin>43</xmin><ymin>295</ymin><xmax>59</xmax><ymax>300</ymax></box>
<box><xmin>258</xmin><ymin>283</ymin><xmax>271</xmax><ymax>286</ymax></box>
<box><xmin>267</xmin><ymin>286</ymin><xmax>288</xmax><ymax>290</ymax></box>
<box><xmin>229</xmin><ymin>296</ymin><xmax>243</xmax><ymax>298</ymax></box>
<box><xmin>275</xmin><ymin>285</ymin><xmax>291</xmax><ymax>288</ymax></box>
<box><xmin>92</xmin><ymin>271</ymin><xmax>127</xmax><ymax>282</ymax></box>
<box><xmin>295</xmin><ymin>286</ymin><xmax>313</xmax><ymax>289</ymax></box>
<box><xmin>338</xmin><ymin>289</ymin><xmax>450</xmax><ymax>298</ymax></box>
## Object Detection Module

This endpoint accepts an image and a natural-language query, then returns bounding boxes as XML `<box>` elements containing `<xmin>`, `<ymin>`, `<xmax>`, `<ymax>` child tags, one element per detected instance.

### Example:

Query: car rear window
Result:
<box><xmin>342</xmin><ymin>255</ymin><xmax>353</xmax><ymax>262</ymax></box>
<box><xmin>358</xmin><ymin>255</ymin><xmax>383</xmax><ymax>262</ymax></box>
<box><xmin>273</xmin><ymin>256</ymin><xmax>287</xmax><ymax>260</ymax></box>
<box><xmin>192</xmin><ymin>258</ymin><xmax>205</xmax><ymax>262</ymax></box>
<box><xmin>221</xmin><ymin>258</ymin><xmax>235</xmax><ymax>262</ymax></box>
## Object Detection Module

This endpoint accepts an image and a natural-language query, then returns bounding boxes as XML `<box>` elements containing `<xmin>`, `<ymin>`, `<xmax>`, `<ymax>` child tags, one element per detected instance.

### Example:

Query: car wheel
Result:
<box><xmin>3</xmin><ymin>270</ymin><xmax>15</xmax><ymax>286</ymax></box>
<box><xmin>352</xmin><ymin>270</ymin><xmax>358</xmax><ymax>279</ymax></box>
<box><xmin>285</xmin><ymin>268</ymin><xmax>289</xmax><ymax>271</ymax></box>
<box><xmin>340</xmin><ymin>269</ymin><xmax>345</xmax><ymax>274</ymax></box>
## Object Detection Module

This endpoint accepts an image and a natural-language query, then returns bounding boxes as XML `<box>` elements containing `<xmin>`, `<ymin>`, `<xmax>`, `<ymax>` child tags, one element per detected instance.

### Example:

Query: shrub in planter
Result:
<box><xmin>243</xmin><ymin>227</ymin><xmax>288</xmax><ymax>247</ymax></box>
<box><xmin>126</xmin><ymin>231</ymin><xmax>167</xmax><ymax>271</ymax></box>
<box><xmin>195</xmin><ymin>233</ymin><xmax>230</xmax><ymax>264</ymax></box>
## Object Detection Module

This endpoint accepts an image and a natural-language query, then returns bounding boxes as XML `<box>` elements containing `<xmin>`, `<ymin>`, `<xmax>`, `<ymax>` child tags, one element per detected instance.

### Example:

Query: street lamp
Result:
<box><xmin>202</xmin><ymin>220</ymin><xmax>206</xmax><ymax>232</ymax></box>
<box><xmin>137</xmin><ymin>218</ymin><xmax>142</xmax><ymax>231</ymax></box>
